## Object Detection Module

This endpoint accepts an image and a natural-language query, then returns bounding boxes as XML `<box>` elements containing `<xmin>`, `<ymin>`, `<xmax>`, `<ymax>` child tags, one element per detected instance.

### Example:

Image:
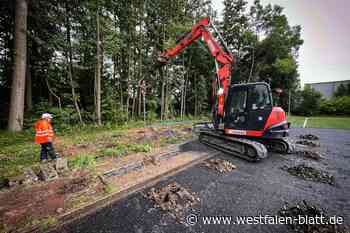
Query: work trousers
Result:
<box><xmin>40</xmin><ymin>142</ymin><xmax>57</xmax><ymax>161</ymax></box>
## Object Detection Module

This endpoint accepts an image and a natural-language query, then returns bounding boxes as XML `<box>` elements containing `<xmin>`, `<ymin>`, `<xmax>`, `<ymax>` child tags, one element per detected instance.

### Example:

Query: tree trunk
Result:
<box><xmin>180</xmin><ymin>57</ymin><xmax>185</xmax><ymax>119</ymax></box>
<box><xmin>45</xmin><ymin>76</ymin><xmax>62</xmax><ymax>115</ymax></box>
<box><xmin>138</xmin><ymin>85</ymin><xmax>142</xmax><ymax>117</ymax></box>
<box><xmin>138</xmin><ymin>0</ymin><xmax>144</xmax><ymax>118</ymax></box>
<box><xmin>160</xmin><ymin>69</ymin><xmax>165</xmax><ymax>121</ymax></box>
<box><xmin>183</xmin><ymin>75</ymin><xmax>188</xmax><ymax>117</ymax></box>
<box><xmin>125</xmin><ymin>48</ymin><xmax>131</xmax><ymax>120</ymax></box>
<box><xmin>95</xmin><ymin>7</ymin><xmax>102</xmax><ymax>125</ymax></box>
<box><xmin>131</xmin><ymin>88</ymin><xmax>136</xmax><ymax>119</ymax></box>
<box><xmin>194</xmin><ymin>75</ymin><xmax>197</xmax><ymax>117</ymax></box>
<box><xmin>165</xmin><ymin>70</ymin><xmax>169</xmax><ymax>119</ymax></box>
<box><xmin>66</xmin><ymin>1</ymin><xmax>83</xmax><ymax>124</ymax></box>
<box><xmin>25</xmin><ymin>63</ymin><xmax>32</xmax><ymax>111</ymax></box>
<box><xmin>8</xmin><ymin>0</ymin><xmax>27</xmax><ymax>131</ymax></box>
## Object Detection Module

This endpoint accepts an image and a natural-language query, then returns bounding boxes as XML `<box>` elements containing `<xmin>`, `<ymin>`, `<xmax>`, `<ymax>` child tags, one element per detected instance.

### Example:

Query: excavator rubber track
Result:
<box><xmin>198</xmin><ymin>130</ymin><xmax>268</xmax><ymax>162</ymax></box>
<box><xmin>261</xmin><ymin>137</ymin><xmax>295</xmax><ymax>154</ymax></box>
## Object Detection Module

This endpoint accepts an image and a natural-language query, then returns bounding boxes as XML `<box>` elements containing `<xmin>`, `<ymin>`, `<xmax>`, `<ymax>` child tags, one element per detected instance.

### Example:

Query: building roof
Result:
<box><xmin>305</xmin><ymin>79</ymin><xmax>350</xmax><ymax>85</ymax></box>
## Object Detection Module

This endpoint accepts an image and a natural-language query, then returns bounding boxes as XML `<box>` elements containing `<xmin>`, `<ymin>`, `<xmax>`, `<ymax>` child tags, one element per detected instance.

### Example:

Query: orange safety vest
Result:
<box><xmin>34</xmin><ymin>119</ymin><xmax>54</xmax><ymax>144</ymax></box>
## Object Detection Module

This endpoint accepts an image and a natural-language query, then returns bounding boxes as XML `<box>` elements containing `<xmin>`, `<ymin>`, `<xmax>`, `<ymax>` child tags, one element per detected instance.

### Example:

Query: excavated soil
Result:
<box><xmin>0</xmin><ymin>170</ymin><xmax>101</xmax><ymax>229</ymax></box>
<box><xmin>145</xmin><ymin>182</ymin><xmax>200</xmax><ymax>223</ymax></box>
<box><xmin>296</xmin><ymin>140</ymin><xmax>320</xmax><ymax>147</ymax></box>
<box><xmin>299</xmin><ymin>134</ymin><xmax>319</xmax><ymax>140</ymax></box>
<box><xmin>295</xmin><ymin>150</ymin><xmax>323</xmax><ymax>160</ymax></box>
<box><xmin>202</xmin><ymin>158</ymin><xmax>237</xmax><ymax>173</ymax></box>
<box><xmin>279</xmin><ymin>200</ymin><xmax>348</xmax><ymax>233</ymax></box>
<box><xmin>283</xmin><ymin>164</ymin><xmax>335</xmax><ymax>185</ymax></box>
<box><xmin>58</xmin><ymin>177</ymin><xmax>90</xmax><ymax>195</ymax></box>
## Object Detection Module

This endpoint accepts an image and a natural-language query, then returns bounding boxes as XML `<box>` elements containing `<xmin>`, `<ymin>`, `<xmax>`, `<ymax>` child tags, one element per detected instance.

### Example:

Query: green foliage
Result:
<box><xmin>101</xmin><ymin>87</ymin><xmax>128</xmax><ymax>124</ymax></box>
<box><xmin>334</xmin><ymin>83</ymin><xmax>350</xmax><ymax>97</ymax></box>
<box><xmin>69</xmin><ymin>154</ymin><xmax>96</xmax><ymax>169</ymax></box>
<box><xmin>38</xmin><ymin>216</ymin><xmax>58</xmax><ymax>232</ymax></box>
<box><xmin>272</xmin><ymin>57</ymin><xmax>297</xmax><ymax>75</ymax></box>
<box><xmin>103</xmin><ymin>183</ymin><xmax>118</xmax><ymax>194</ymax></box>
<box><xmin>1</xmin><ymin>0</ymin><xmax>303</xmax><ymax>129</ymax></box>
<box><xmin>101</xmin><ymin>144</ymin><xmax>128</xmax><ymax>157</ymax></box>
<box><xmin>128</xmin><ymin>143</ymin><xmax>152</xmax><ymax>153</ymax></box>
<box><xmin>147</xmin><ymin>111</ymin><xmax>158</xmax><ymax>122</ymax></box>
<box><xmin>320</xmin><ymin>100</ymin><xmax>337</xmax><ymax>115</ymax></box>
<box><xmin>320</xmin><ymin>96</ymin><xmax>350</xmax><ymax>115</ymax></box>
<box><xmin>295</xmin><ymin>86</ymin><xmax>322</xmax><ymax>116</ymax></box>
<box><xmin>0</xmin><ymin>130</ymin><xmax>38</xmax><ymax>178</ymax></box>
<box><xmin>100</xmin><ymin>143</ymin><xmax>151</xmax><ymax>157</ymax></box>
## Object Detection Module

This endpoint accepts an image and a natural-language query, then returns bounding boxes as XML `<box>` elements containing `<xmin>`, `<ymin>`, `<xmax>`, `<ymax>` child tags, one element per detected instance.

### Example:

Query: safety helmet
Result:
<box><xmin>41</xmin><ymin>113</ymin><xmax>53</xmax><ymax>119</ymax></box>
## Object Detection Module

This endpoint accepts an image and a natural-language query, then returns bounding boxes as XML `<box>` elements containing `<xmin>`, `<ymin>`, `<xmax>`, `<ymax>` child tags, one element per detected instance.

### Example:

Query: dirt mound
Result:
<box><xmin>283</xmin><ymin>164</ymin><xmax>334</xmax><ymax>185</ymax></box>
<box><xmin>295</xmin><ymin>150</ymin><xmax>322</xmax><ymax>160</ymax></box>
<box><xmin>181</xmin><ymin>127</ymin><xmax>192</xmax><ymax>133</ymax></box>
<box><xmin>279</xmin><ymin>200</ymin><xmax>348</xmax><ymax>233</ymax></box>
<box><xmin>161</xmin><ymin>130</ymin><xmax>177</xmax><ymax>138</ymax></box>
<box><xmin>58</xmin><ymin>177</ymin><xmax>89</xmax><ymax>194</ymax></box>
<box><xmin>202</xmin><ymin>159</ymin><xmax>237</xmax><ymax>173</ymax></box>
<box><xmin>137</xmin><ymin>127</ymin><xmax>159</xmax><ymax>143</ymax></box>
<box><xmin>146</xmin><ymin>182</ymin><xmax>199</xmax><ymax>222</ymax></box>
<box><xmin>299</xmin><ymin>134</ymin><xmax>319</xmax><ymax>140</ymax></box>
<box><xmin>296</xmin><ymin>140</ymin><xmax>320</xmax><ymax>147</ymax></box>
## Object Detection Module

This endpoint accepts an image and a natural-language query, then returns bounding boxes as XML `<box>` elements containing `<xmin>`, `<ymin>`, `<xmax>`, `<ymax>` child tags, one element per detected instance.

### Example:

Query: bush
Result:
<box><xmin>320</xmin><ymin>96</ymin><xmax>350</xmax><ymax>115</ymax></box>
<box><xmin>294</xmin><ymin>86</ymin><xmax>322</xmax><ymax>116</ymax></box>
<box><xmin>320</xmin><ymin>100</ymin><xmax>336</xmax><ymax>115</ymax></box>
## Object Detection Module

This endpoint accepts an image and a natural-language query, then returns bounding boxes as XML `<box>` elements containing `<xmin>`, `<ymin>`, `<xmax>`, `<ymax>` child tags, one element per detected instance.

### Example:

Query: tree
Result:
<box><xmin>222</xmin><ymin>0</ymin><xmax>253</xmax><ymax>83</ymax></box>
<box><xmin>95</xmin><ymin>4</ymin><xmax>102</xmax><ymax>125</ymax></box>
<box><xmin>334</xmin><ymin>83</ymin><xmax>348</xmax><ymax>97</ymax></box>
<box><xmin>0</xmin><ymin>0</ymin><xmax>303</xmax><ymax>128</ymax></box>
<box><xmin>295</xmin><ymin>86</ymin><xmax>322</xmax><ymax>116</ymax></box>
<box><xmin>8</xmin><ymin>0</ymin><xmax>27</xmax><ymax>131</ymax></box>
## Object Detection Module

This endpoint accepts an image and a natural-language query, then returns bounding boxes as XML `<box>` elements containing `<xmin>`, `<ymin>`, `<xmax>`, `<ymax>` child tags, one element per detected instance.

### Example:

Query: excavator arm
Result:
<box><xmin>158</xmin><ymin>18</ymin><xmax>234</xmax><ymax>118</ymax></box>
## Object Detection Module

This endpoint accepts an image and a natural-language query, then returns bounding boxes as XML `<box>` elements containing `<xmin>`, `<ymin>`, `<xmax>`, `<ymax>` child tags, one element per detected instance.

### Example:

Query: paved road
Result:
<box><xmin>54</xmin><ymin>128</ymin><xmax>350</xmax><ymax>233</ymax></box>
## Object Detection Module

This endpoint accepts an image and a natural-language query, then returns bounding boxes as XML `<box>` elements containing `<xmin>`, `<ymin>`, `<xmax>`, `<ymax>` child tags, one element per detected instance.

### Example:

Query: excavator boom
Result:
<box><xmin>158</xmin><ymin>17</ymin><xmax>234</xmax><ymax>117</ymax></box>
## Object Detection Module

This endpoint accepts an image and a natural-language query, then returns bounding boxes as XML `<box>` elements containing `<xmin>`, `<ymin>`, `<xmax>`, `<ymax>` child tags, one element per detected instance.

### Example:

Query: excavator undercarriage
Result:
<box><xmin>193</xmin><ymin>122</ymin><xmax>294</xmax><ymax>162</ymax></box>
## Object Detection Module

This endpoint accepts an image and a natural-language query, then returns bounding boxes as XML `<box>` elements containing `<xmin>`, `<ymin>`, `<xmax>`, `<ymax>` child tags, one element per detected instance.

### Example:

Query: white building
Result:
<box><xmin>305</xmin><ymin>80</ymin><xmax>350</xmax><ymax>99</ymax></box>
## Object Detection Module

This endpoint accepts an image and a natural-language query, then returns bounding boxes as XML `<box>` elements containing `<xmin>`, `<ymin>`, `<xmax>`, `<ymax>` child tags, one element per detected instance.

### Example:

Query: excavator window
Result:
<box><xmin>228</xmin><ymin>88</ymin><xmax>247</xmax><ymax>114</ymax></box>
<box><xmin>249</xmin><ymin>85</ymin><xmax>272</xmax><ymax>110</ymax></box>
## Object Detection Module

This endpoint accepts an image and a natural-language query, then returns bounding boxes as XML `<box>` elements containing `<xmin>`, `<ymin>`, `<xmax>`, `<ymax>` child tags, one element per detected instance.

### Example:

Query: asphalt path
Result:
<box><xmin>53</xmin><ymin>128</ymin><xmax>350</xmax><ymax>233</ymax></box>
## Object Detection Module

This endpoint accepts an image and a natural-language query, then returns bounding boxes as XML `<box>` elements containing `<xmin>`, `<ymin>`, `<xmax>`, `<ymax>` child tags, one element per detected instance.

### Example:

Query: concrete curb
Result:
<box><xmin>21</xmin><ymin>145</ymin><xmax>218</xmax><ymax>233</ymax></box>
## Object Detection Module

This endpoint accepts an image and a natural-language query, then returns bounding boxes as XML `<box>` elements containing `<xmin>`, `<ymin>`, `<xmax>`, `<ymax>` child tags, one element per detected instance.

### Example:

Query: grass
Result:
<box><xmin>0</xmin><ymin>122</ymin><xmax>144</xmax><ymax>178</ymax></box>
<box><xmin>68</xmin><ymin>153</ymin><xmax>96</xmax><ymax>169</ymax></box>
<box><xmin>99</xmin><ymin>143</ymin><xmax>152</xmax><ymax>158</ymax></box>
<box><xmin>103</xmin><ymin>183</ymin><xmax>118</xmax><ymax>194</ymax></box>
<box><xmin>0</xmin><ymin>130</ymin><xmax>39</xmax><ymax>178</ymax></box>
<box><xmin>288</xmin><ymin>115</ymin><xmax>350</xmax><ymax>129</ymax></box>
<box><xmin>0</xmin><ymin>119</ymin><xmax>196</xmax><ymax>179</ymax></box>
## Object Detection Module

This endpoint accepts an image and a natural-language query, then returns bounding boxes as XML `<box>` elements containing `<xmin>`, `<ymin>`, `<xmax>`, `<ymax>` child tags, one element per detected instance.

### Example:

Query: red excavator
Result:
<box><xmin>158</xmin><ymin>18</ymin><xmax>293</xmax><ymax>161</ymax></box>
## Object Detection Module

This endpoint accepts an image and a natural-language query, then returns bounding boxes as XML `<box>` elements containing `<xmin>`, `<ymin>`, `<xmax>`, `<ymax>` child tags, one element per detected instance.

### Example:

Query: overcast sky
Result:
<box><xmin>211</xmin><ymin>0</ymin><xmax>350</xmax><ymax>86</ymax></box>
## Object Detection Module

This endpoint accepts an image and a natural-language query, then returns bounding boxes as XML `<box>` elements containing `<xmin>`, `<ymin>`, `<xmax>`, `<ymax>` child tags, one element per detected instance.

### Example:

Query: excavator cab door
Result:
<box><xmin>246</xmin><ymin>83</ymin><xmax>273</xmax><ymax>131</ymax></box>
<box><xmin>224</xmin><ymin>83</ymin><xmax>273</xmax><ymax>132</ymax></box>
<box><xmin>224</xmin><ymin>85</ymin><xmax>249</xmax><ymax>130</ymax></box>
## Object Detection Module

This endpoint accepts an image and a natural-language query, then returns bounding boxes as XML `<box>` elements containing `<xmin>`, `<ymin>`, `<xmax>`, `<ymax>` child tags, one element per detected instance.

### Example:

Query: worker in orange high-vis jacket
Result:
<box><xmin>34</xmin><ymin>113</ymin><xmax>58</xmax><ymax>161</ymax></box>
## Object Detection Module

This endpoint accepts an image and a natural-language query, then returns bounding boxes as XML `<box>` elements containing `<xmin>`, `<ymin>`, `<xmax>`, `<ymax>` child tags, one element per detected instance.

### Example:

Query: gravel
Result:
<box><xmin>52</xmin><ymin>128</ymin><xmax>350</xmax><ymax>233</ymax></box>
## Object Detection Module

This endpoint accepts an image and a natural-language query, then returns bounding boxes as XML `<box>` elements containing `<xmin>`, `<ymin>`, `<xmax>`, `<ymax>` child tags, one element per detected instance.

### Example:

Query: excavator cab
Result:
<box><xmin>224</xmin><ymin>82</ymin><xmax>273</xmax><ymax>132</ymax></box>
<box><xmin>224</xmin><ymin>82</ymin><xmax>290</xmax><ymax>146</ymax></box>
